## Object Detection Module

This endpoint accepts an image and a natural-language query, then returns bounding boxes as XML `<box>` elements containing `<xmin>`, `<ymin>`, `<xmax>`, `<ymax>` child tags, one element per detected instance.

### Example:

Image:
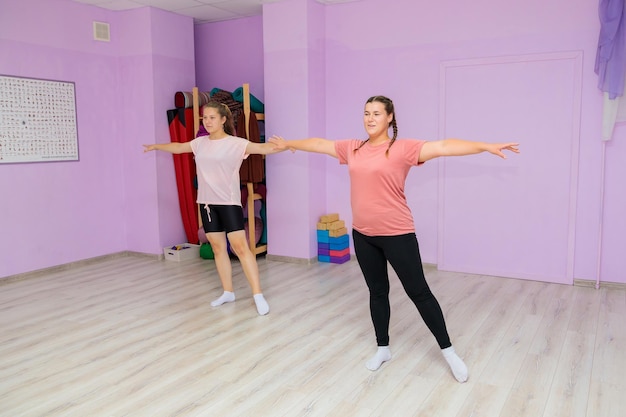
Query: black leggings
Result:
<box><xmin>352</xmin><ymin>229</ymin><xmax>451</xmax><ymax>349</ymax></box>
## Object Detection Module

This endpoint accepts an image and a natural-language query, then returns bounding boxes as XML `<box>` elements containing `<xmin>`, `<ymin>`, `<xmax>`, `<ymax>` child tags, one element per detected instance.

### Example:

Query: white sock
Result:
<box><xmin>253</xmin><ymin>293</ymin><xmax>270</xmax><ymax>316</ymax></box>
<box><xmin>442</xmin><ymin>346</ymin><xmax>468</xmax><ymax>383</ymax></box>
<box><xmin>366</xmin><ymin>346</ymin><xmax>391</xmax><ymax>371</ymax></box>
<box><xmin>211</xmin><ymin>291</ymin><xmax>235</xmax><ymax>307</ymax></box>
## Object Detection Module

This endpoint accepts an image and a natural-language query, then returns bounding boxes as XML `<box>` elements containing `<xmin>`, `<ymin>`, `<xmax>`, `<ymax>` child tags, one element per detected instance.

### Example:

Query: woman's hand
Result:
<box><xmin>143</xmin><ymin>144</ymin><xmax>156</xmax><ymax>152</ymax></box>
<box><xmin>485</xmin><ymin>143</ymin><xmax>520</xmax><ymax>159</ymax></box>
<box><xmin>268</xmin><ymin>136</ymin><xmax>337</xmax><ymax>157</ymax></box>
<box><xmin>268</xmin><ymin>135</ymin><xmax>296</xmax><ymax>153</ymax></box>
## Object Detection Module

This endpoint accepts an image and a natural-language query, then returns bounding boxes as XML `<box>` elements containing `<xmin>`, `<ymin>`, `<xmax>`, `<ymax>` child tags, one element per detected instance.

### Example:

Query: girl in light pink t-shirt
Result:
<box><xmin>144</xmin><ymin>101</ymin><xmax>283</xmax><ymax>316</ymax></box>
<box><xmin>270</xmin><ymin>96</ymin><xmax>518</xmax><ymax>382</ymax></box>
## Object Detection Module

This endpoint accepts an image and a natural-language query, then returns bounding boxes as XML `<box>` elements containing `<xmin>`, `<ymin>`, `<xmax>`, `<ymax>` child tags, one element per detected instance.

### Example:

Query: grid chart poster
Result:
<box><xmin>0</xmin><ymin>75</ymin><xmax>79</xmax><ymax>163</ymax></box>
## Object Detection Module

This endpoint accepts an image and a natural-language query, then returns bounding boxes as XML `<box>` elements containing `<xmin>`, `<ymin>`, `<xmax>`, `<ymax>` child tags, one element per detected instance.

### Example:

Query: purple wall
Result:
<box><xmin>2</xmin><ymin>0</ymin><xmax>624</xmax><ymax>286</ymax></box>
<box><xmin>194</xmin><ymin>16</ymin><xmax>265</xmax><ymax>100</ymax></box>
<box><xmin>259</xmin><ymin>0</ymin><xmax>625</xmax><ymax>285</ymax></box>
<box><xmin>0</xmin><ymin>0</ymin><xmax>195</xmax><ymax>278</ymax></box>
<box><xmin>438</xmin><ymin>53</ymin><xmax>583</xmax><ymax>284</ymax></box>
<box><xmin>262</xmin><ymin>0</ymin><xmax>329</xmax><ymax>259</ymax></box>
<box><xmin>600</xmin><ymin>124</ymin><xmax>626</xmax><ymax>283</ymax></box>
<box><xmin>317</xmin><ymin>0</ymin><xmax>620</xmax><ymax>285</ymax></box>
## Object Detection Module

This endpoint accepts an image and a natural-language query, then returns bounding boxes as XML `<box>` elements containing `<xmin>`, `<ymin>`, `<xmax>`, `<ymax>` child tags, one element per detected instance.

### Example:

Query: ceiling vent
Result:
<box><xmin>93</xmin><ymin>21</ymin><xmax>110</xmax><ymax>42</ymax></box>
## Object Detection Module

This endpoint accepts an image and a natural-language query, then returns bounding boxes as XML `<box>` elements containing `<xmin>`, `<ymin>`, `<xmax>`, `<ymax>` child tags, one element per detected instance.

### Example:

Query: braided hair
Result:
<box><xmin>202</xmin><ymin>101</ymin><xmax>236</xmax><ymax>136</ymax></box>
<box><xmin>354</xmin><ymin>95</ymin><xmax>398</xmax><ymax>157</ymax></box>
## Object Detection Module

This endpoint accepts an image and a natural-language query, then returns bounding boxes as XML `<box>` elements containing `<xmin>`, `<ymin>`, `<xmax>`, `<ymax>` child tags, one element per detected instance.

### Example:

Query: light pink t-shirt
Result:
<box><xmin>335</xmin><ymin>138</ymin><xmax>426</xmax><ymax>236</ymax></box>
<box><xmin>190</xmin><ymin>135</ymin><xmax>249</xmax><ymax>206</ymax></box>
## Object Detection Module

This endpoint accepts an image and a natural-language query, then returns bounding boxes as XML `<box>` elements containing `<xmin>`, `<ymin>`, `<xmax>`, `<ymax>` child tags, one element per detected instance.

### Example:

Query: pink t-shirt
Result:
<box><xmin>190</xmin><ymin>135</ymin><xmax>249</xmax><ymax>206</ymax></box>
<box><xmin>335</xmin><ymin>138</ymin><xmax>426</xmax><ymax>236</ymax></box>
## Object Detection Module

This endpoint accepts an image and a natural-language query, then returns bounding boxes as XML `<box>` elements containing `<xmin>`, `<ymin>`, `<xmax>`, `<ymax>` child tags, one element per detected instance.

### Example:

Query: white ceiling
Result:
<box><xmin>70</xmin><ymin>0</ymin><xmax>359</xmax><ymax>24</ymax></box>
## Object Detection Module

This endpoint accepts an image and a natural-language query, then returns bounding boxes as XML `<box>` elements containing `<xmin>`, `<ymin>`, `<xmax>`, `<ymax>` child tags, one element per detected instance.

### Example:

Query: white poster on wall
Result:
<box><xmin>0</xmin><ymin>75</ymin><xmax>78</xmax><ymax>163</ymax></box>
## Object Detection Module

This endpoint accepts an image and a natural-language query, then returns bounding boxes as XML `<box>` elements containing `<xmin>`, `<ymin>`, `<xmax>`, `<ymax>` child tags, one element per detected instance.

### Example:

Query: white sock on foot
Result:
<box><xmin>211</xmin><ymin>291</ymin><xmax>235</xmax><ymax>307</ymax></box>
<box><xmin>366</xmin><ymin>346</ymin><xmax>391</xmax><ymax>371</ymax></box>
<box><xmin>442</xmin><ymin>346</ymin><xmax>468</xmax><ymax>382</ymax></box>
<box><xmin>253</xmin><ymin>293</ymin><xmax>269</xmax><ymax>316</ymax></box>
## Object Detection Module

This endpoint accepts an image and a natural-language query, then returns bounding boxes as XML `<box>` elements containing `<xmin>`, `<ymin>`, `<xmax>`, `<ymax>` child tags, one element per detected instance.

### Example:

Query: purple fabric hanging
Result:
<box><xmin>595</xmin><ymin>0</ymin><xmax>626</xmax><ymax>99</ymax></box>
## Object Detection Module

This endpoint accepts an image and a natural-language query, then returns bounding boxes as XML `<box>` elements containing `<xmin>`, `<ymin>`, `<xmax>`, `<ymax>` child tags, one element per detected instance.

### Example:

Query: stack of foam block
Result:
<box><xmin>316</xmin><ymin>213</ymin><xmax>350</xmax><ymax>264</ymax></box>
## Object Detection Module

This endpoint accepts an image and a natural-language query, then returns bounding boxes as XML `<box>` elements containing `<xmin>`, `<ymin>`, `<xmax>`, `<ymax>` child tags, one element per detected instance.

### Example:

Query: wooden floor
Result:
<box><xmin>0</xmin><ymin>254</ymin><xmax>624</xmax><ymax>417</ymax></box>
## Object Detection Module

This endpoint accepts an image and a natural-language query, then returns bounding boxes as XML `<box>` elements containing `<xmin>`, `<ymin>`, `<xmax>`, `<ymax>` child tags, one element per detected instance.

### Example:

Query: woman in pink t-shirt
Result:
<box><xmin>269</xmin><ymin>96</ymin><xmax>518</xmax><ymax>382</ymax></box>
<box><xmin>144</xmin><ymin>102</ymin><xmax>283</xmax><ymax>316</ymax></box>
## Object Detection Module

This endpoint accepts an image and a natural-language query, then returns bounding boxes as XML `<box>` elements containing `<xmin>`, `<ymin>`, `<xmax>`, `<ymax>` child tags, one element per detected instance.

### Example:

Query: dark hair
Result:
<box><xmin>202</xmin><ymin>101</ymin><xmax>235</xmax><ymax>136</ymax></box>
<box><xmin>355</xmin><ymin>95</ymin><xmax>398</xmax><ymax>157</ymax></box>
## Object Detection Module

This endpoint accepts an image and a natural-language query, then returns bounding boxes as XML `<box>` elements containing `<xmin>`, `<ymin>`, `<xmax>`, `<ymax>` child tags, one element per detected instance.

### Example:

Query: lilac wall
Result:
<box><xmin>2</xmin><ymin>0</ymin><xmax>624</xmax><ymax>286</ymax></box>
<box><xmin>259</xmin><ymin>0</ymin><xmax>625</xmax><ymax>285</ymax></box>
<box><xmin>317</xmin><ymin>0</ymin><xmax>616</xmax><ymax>284</ymax></box>
<box><xmin>117</xmin><ymin>8</ymin><xmax>197</xmax><ymax>254</ymax></box>
<box><xmin>194</xmin><ymin>16</ymin><xmax>265</xmax><ymax>100</ymax></box>
<box><xmin>0</xmin><ymin>0</ymin><xmax>195</xmax><ymax>278</ymax></box>
<box><xmin>600</xmin><ymin>124</ymin><xmax>626</xmax><ymax>283</ymax></box>
<box><xmin>263</xmin><ymin>0</ymin><xmax>328</xmax><ymax>259</ymax></box>
<box><xmin>438</xmin><ymin>53</ymin><xmax>583</xmax><ymax>285</ymax></box>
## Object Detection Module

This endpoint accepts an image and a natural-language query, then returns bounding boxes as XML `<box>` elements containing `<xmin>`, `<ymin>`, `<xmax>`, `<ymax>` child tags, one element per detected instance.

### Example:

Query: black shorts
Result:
<box><xmin>199</xmin><ymin>204</ymin><xmax>245</xmax><ymax>234</ymax></box>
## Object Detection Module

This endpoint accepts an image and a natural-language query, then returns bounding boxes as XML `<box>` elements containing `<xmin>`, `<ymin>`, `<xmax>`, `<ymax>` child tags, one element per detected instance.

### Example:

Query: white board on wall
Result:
<box><xmin>0</xmin><ymin>75</ymin><xmax>78</xmax><ymax>163</ymax></box>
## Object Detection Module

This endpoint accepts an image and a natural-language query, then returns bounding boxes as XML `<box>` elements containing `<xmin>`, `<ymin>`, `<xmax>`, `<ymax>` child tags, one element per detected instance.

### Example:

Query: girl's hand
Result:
<box><xmin>143</xmin><ymin>144</ymin><xmax>156</xmax><ymax>152</ymax></box>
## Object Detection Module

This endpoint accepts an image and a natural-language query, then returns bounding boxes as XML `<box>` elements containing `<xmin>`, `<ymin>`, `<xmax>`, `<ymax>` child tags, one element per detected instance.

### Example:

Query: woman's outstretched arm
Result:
<box><xmin>418</xmin><ymin>139</ymin><xmax>519</xmax><ymax>162</ymax></box>
<box><xmin>268</xmin><ymin>135</ymin><xmax>338</xmax><ymax>158</ymax></box>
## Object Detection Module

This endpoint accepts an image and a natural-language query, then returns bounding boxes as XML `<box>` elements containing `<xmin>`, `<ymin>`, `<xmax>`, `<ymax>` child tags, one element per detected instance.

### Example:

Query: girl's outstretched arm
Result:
<box><xmin>269</xmin><ymin>135</ymin><xmax>338</xmax><ymax>158</ymax></box>
<box><xmin>245</xmin><ymin>141</ymin><xmax>287</xmax><ymax>156</ymax></box>
<box><xmin>143</xmin><ymin>142</ymin><xmax>192</xmax><ymax>154</ymax></box>
<box><xmin>418</xmin><ymin>139</ymin><xmax>519</xmax><ymax>162</ymax></box>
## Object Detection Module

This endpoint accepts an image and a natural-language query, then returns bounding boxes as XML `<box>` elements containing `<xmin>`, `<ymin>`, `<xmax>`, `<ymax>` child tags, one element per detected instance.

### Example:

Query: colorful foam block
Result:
<box><xmin>318</xmin><ymin>253</ymin><xmax>351</xmax><ymax>264</ymax></box>
<box><xmin>329</xmin><ymin>227</ymin><xmax>347</xmax><ymax>237</ymax></box>
<box><xmin>316</xmin><ymin>230</ymin><xmax>330</xmax><ymax>243</ymax></box>
<box><xmin>329</xmin><ymin>247</ymin><xmax>350</xmax><ymax>258</ymax></box>
<box><xmin>320</xmin><ymin>213</ymin><xmax>339</xmax><ymax>223</ymax></box>
<box><xmin>327</xmin><ymin>220</ymin><xmax>345</xmax><ymax>230</ymax></box>
<box><xmin>330</xmin><ymin>254</ymin><xmax>350</xmax><ymax>264</ymax></box>
<box><xmin>317</xmin><ymin>221</ymin><xmax>350</xmax><ymax>264</ymax></box>
<box><xmin>329</xmin><ymin>234</ymin><xmax>349</xmax><ymax>245</ymax></box>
